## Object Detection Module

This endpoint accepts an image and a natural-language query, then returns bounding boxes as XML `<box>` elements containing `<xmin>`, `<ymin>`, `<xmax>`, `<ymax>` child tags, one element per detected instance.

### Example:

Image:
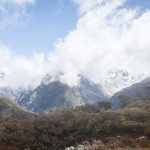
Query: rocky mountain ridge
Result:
<box><xmin>0</xmin><ymin>72</ymin><xmax>149</xmax><ymax>113</ymax></box>
<box><xmin>18</xmin><ymin>76</ymin><xmax>108</xmax><ymax>113</ymax></box>
<box><xmin>111</xmin><ymin>77</ymin><xmax>150</xmax><ymax>107</ymax></box>
<box><xmin>102</xmin><ymin>69</ymin><xmax>146</xmax><ymax>95</ymax></box>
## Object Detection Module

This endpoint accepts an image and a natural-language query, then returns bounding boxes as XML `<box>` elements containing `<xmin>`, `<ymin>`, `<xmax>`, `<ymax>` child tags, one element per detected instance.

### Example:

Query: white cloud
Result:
<box><xmin>0</xmin><ymin>0</ymin><xmax>37</xmax><ymax>29</ymax></box>
<box><xmin>12</xmin><ymin>0</ymin><xmax>36</xmax><ymax>5</ymax></box>
<box><xmin>72</xmin><ymin>0</ymin><xmax>103</xmax><ymax>14</ymax></box>
<box><xmin>72</xmin><ymin>0</ymin><xmax>124</xmax><ymax>14</ymax></box>
<box><xmin>48</xmin><ymin>0</ymin><xmax>150</xmax><ymax>86</ymax></box>
<box><xmin>0</xmin><ymin>44</ymin><xmax>48</xmax><ymax>89</ymax></box>
<box><xmin>0</xmin><ymin>0</ymin><xmax>150</xmax><ymax>91</ymax></box>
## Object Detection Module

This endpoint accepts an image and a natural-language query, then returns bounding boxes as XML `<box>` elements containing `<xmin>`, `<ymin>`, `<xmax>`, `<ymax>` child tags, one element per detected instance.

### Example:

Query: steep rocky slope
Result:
<box><xmin>111</xmin><ymin>77</ymin><xmax>150</xmax><ymax>107</ymax></box>
<box><xmin>18</xmin><ymin>76</ymin><xmax>108</xmax><ymax>113</ymax></box>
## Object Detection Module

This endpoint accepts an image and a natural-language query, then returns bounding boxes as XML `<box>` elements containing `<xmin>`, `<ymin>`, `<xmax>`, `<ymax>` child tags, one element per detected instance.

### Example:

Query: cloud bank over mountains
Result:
<box><xmin>0</xmin><ymin>44</ymin><xmax>48</xmax><ymax>89</ymax></box>
<box><xmin>0</xmin><ymin>0</ymin><xmax>150</xmax><ymax>89</ymax></box>
<box><xmin>49</xmin><ymin>0</ymin><xmax>150</xmax><ymax>85</ymax></box>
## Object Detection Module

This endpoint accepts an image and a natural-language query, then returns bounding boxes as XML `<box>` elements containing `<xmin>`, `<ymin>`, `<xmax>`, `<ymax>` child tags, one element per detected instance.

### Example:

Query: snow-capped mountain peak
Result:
<box><xmin>101</xmin><ymin>69</ymin><xmax>146</xmax><ymax>96</ymax></box>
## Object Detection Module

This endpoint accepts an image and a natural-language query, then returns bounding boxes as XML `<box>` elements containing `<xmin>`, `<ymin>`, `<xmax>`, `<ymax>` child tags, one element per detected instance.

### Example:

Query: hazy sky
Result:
<box><xmin>0</xmin><ymin>0</ymin><xmax>150</xmax><ymax>89</ymax></box>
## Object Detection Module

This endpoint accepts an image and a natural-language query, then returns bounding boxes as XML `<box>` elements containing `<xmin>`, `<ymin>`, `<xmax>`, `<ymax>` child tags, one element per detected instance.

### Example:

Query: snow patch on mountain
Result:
<box><xmin>0</xmin><ymin>70</ymin><xmax>148</xmax><ymax>105</ymax></box>
<box><xmin>0</xmin><ymin>87</ymin><xmax>30</xmax><ymax>102</ymax></box>
<box><xmin>101</xmin><ymin>69</ymin><xmax>146</xmax><ymax>96</ymax></box>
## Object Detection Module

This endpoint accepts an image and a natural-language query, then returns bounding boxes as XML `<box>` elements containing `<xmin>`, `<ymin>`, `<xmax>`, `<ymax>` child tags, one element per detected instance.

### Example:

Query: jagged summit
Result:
<box><xmin>18</xmin><ymin>75</ymin><xmax>108</xmax><ymax>113</ymax></box>
<box><xmin>102</xmin><ymin>69</ymin><xmax>146</xmax><ymax>96</ymax></box>
<box><xmin>0</xmin><ymin>71</ymin><xmax>148</xmax><ymax>113</ymax></box>
<box><xmin>41</xmin><ymin>73</ymin><xmax>65</xmax><ymax>85</ymax></box>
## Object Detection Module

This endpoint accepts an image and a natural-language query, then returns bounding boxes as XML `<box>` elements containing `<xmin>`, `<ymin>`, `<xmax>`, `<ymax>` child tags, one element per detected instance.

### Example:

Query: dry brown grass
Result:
<box><xmin>0</xmin><ymin>144</ymin><xmax>18</xmax><ymax>150</ymax></box>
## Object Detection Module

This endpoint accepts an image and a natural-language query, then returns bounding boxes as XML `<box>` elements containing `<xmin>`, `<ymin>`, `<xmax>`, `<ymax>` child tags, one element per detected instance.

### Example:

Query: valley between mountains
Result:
<box><xmin>0</xmin><ymin>75</ymin><xmax>150</xmax><ymax>150</ymax></box>
<box><xmin>1</xmin><ymin>0</ymin><xmax>150</xmax><ymax>149</ymax></box>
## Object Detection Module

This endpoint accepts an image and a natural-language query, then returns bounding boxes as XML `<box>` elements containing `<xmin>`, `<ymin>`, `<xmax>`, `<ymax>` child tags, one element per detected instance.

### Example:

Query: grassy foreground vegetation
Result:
<box><xmin>0</xmin><ymin>97</ymin><xmax>150</xmax><ymax>150</ymax></box>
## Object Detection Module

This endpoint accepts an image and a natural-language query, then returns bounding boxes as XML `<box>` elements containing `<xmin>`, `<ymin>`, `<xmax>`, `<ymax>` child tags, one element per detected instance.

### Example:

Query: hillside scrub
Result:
<box><xmin>0</xmin><ymin>98</ymin><xmax>150</xmax><ymax>150</ymax></box>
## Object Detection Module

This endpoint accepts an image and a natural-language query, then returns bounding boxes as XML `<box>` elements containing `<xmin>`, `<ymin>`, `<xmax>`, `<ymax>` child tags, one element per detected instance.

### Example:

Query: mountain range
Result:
<box><xmin>101</xmin><ymin>69</ymin><xmax>145</xmax><ymax>95</ymax></box>
<box><xmin>0</xmin><ymin>72</ymin><xmax>149</xmax><ymax>114</ymax></box>
<box><xmin>0</xmin><ymin>75</ymin><xmax>108</xmax><ymax>113</ymax></box>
